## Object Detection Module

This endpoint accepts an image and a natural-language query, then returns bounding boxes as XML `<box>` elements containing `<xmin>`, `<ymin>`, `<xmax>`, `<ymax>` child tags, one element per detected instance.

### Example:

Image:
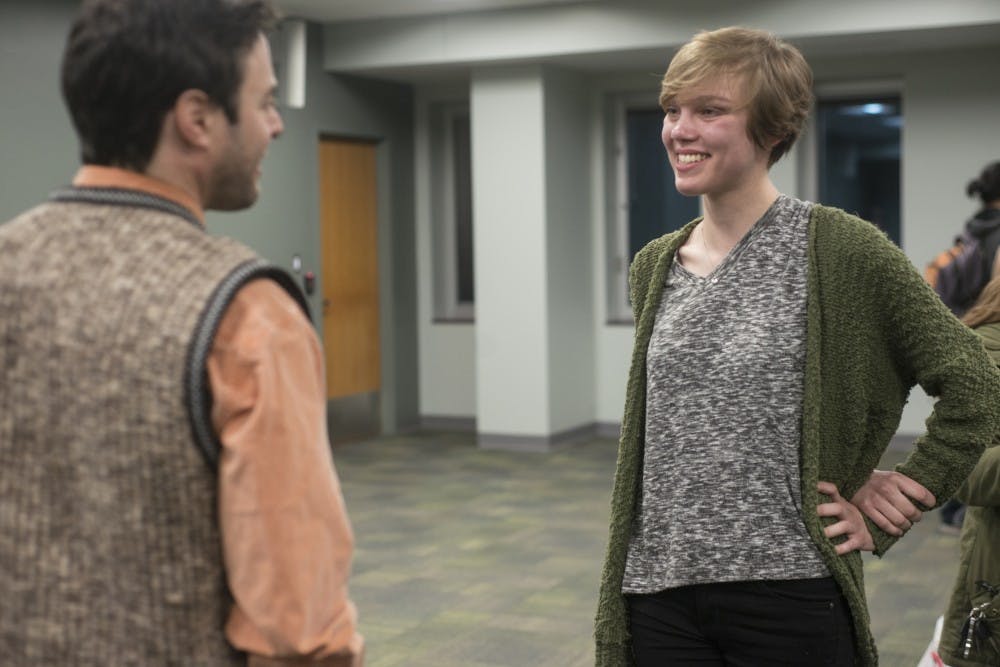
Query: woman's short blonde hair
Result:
<box><xmin>659</xmin><ymin>27</ymin><xmax>814</xmax><ymax>167</ymax></box>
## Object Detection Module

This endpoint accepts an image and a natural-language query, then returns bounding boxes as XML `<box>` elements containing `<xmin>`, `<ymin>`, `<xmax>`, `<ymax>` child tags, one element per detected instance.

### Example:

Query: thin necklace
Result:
<box><xmin>699</xmin><ymin>223</ymin><xmax>715</xmax><ymax>262</ymax></box>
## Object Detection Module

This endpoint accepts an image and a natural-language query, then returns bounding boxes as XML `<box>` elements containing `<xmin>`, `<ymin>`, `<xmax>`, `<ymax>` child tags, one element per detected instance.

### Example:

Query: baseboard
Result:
<box><xmin>478</xmin><ymin>422</ymin><xmax>599</xmax><ymax>453</ymax></box>
<box><xmin>419</xmin><ymin>415</ymin><xmax>477</xmax><ymax>433</ymax></box>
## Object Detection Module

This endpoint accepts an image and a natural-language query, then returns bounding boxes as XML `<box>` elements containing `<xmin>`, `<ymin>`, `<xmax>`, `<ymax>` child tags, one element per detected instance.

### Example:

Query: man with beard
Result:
<box><xmin>0</xmin><ymin>1</ymin><xmax>363</xmax><ymax>665</ymax></box>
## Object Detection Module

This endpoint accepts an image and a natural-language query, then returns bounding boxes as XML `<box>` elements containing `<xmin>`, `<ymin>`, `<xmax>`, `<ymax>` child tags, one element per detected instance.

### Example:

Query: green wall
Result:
<box><xmin>0</xmin><ymin>3</ymin><xmax>419</xmax><ymax>433</ymax></box>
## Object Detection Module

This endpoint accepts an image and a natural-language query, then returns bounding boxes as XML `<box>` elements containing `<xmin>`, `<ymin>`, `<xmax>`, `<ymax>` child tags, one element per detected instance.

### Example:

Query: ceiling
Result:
<box><xmin>273</xmin><ymin>0</ymin><xmax>594</xmax><ymax>23</ymax></box>
<box><xmin>269</xmin><ymin>0</ymin><xmax>1000</xmax><ymax>85</ymax></box>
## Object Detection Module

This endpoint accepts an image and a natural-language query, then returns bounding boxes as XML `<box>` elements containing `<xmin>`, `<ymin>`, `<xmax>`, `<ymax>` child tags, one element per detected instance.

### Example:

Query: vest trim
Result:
<box><xmin>49</xmin><ymin>186</ymin><xmax>202</xmax><ymax>228</ymax></box>
<box><xmin>186</xmin><ymin>260</ymin><xmax>312</xmax><ymax>469</ymax></box>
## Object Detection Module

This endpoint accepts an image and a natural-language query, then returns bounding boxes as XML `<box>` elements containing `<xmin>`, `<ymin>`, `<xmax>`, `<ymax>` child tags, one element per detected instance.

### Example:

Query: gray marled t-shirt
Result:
<box><xmin>622</xmin><ymin>195</ymin><xmax>829</xmax><ymax>593</ymax></box>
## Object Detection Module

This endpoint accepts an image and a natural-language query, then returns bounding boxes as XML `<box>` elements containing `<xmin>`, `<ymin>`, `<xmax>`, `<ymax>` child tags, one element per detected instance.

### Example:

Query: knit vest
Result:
<box><xmin>0</xmin><ymin>189</ymin><xmax>308</xmax><ymax>665</ymax></box>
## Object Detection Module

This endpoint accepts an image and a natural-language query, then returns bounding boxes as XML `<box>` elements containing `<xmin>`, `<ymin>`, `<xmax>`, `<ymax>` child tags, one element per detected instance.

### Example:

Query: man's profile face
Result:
<box><xmin>206</xmin><ymin>33</ymin><xmax>283</xmax><ymax>211</ymax></box>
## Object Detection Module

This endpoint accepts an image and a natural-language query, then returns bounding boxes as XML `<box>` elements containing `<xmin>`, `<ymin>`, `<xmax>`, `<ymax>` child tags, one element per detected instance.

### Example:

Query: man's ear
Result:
<box><xmin>172</xmin><ymin>89</ymin><xmax>221</xmax><ymax>150</ymax></box>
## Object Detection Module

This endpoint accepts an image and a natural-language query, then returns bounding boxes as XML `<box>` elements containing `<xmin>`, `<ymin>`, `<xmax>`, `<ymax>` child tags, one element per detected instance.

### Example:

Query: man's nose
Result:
<box><xmin>270</xmin><ymin>108</ymin><xmax>284</xmax><ymax>139</ymax></box>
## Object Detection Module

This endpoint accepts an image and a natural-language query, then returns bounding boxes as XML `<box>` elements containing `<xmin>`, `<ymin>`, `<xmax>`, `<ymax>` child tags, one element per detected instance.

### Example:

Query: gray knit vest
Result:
<box><xmin>0</xmin><ymin>188</ymin><xmax>308</xmax><ymax>665</ymax></box>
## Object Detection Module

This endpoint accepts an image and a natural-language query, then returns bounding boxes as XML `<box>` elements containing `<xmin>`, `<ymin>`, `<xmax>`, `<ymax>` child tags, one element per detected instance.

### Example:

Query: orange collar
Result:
<box><xmin>72</xmin><ymin>166</ymin><xmax>205</xmax><ymax>225</ymax></box>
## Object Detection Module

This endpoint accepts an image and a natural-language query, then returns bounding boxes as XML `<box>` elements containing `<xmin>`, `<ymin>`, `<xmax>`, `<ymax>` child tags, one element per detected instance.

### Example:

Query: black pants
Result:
<box><xmin>626</xmin><ymin>578</ymin><xmax>856</xmax><ymax>666</ymax></box>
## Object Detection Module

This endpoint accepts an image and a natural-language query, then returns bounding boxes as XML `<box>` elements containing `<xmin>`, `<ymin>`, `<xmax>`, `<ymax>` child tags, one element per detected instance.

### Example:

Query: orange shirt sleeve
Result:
<box><xmin>206</xmin><ymin>278</ymin><xmax>364</xmax><ymax>666</ymax></box>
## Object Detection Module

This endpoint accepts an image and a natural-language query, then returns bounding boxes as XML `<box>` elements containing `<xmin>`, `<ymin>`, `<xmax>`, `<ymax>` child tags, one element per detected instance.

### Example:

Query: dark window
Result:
<box><xmin>451</xmin><ymin>111</ymin><xmax>474</xmax><ymax>304</ymax></box>
<box><xmin>431</xmin><ymin>101</ymin><xmax>474</xmax><ymax>321</ymax></box>
<box><xmin>816</xmin><ymin>97</ymin><xmax>902</xmax><ymax>245</ymax></box>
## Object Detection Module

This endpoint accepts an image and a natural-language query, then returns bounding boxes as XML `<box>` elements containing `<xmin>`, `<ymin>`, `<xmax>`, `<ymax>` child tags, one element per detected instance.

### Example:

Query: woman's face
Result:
<box><xmin>660</xmin><ymin>75</ymin><xmax>772</xmax><ymax>199</ymax></box>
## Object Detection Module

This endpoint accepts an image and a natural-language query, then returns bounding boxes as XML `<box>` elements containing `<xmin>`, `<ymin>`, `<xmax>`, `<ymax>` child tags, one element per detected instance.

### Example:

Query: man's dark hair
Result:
<box><xmin>61</xmin><ymin>0</ymin><xmax>278</xmax><ymax>171</ymax></box>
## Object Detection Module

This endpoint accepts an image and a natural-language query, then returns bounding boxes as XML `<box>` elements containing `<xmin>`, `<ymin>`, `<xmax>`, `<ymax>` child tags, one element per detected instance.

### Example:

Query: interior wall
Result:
<box><xmin>0</xmin><ymin>0</ymin><xmax>79</xmax><ymax>222</ymax></box>
<box><xmin>414</xmin><ymin>87</ymin><xmax>478</xmax><ymax>420</ymax></box>
<box><xmin>208</xmin><ymin>23</ymin><xmax>419</xmax><ymax>434</ymax></box>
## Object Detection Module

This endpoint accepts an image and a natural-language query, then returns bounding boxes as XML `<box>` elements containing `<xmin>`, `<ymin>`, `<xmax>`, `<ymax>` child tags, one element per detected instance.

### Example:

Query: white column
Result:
<box><xmin>470</xmin><ymin>65</ymin><xmax>594</xmax><ymax>450</ymax></box>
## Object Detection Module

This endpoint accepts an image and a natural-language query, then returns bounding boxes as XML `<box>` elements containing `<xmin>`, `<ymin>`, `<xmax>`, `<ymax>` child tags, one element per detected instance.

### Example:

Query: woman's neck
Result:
<box><xmin>701</xmin><ymin>179</ymin><xmax>780</xmax><ymax>250</ymax></box>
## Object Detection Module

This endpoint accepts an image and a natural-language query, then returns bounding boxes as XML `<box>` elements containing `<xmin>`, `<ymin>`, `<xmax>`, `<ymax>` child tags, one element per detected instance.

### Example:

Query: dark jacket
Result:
<box><xmin>965</xmin><ymin>207</ymin><xmax>1000</xmax><ymax>252</ymax></box>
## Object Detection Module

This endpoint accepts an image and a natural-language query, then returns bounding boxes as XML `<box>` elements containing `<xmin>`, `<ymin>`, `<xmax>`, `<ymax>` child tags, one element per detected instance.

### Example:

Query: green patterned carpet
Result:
<box><xmin>332</xmin><ymin>433</ymin><xmax>957</xmax><ymax>666</ymax></box>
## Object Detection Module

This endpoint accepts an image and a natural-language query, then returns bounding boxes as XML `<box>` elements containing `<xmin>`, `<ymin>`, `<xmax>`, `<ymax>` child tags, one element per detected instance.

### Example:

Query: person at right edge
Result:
<box><xmin>593</xmin><ymin>26</ymin><xmax>1000</xmax><ymax>667</ymax></box>
<box><xmin>0</xmin><ymin>1</ymin><xmax>362</xmax><ymax>665</ymax></box>
<box><xmin>936</xmin><ymin>279</ymin><xmax>1000</xmax><ymax>667</ymax></box>
<box><xmin>938</xmin><ymin>161</ymin><xmax>1000</xmax><ymax>534</ymax></box>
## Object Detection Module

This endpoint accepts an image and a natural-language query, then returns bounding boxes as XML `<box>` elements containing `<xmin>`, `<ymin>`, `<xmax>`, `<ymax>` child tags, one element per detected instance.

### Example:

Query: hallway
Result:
<box><xmin>334</xmin><ymin>433</ymin><xmax>958</xmax><ymax>666</ymax></box>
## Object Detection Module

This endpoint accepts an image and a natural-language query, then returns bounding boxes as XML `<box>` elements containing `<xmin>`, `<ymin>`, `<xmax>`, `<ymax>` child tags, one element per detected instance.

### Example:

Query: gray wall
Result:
<box><xmin>0</xmin><ymin>2</ymin><xmax>419</xmax><ymax>434</ymax></box>
<box><xmin>0</xmin><ymin>0</ymin><xmax>79</xmax><ymax>220</ymax></box>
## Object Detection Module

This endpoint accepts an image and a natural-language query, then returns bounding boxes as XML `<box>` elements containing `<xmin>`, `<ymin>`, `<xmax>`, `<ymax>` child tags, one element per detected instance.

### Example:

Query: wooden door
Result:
<box><xmin>317</xmin><ymin>137</ymin><xmax>380</xmax><ymax>402</ymax></box>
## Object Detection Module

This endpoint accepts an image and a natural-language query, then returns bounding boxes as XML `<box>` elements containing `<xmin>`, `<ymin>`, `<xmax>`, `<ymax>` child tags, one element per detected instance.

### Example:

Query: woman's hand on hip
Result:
<box><xmin>849</xmin><ymin>469</ymin><xmax>935</xmax><ymax>536</ymax></box>
<box><xmin>817</xmin><ymin>481</ymin><xmax>875</xmax><ymax>554</ymax></box>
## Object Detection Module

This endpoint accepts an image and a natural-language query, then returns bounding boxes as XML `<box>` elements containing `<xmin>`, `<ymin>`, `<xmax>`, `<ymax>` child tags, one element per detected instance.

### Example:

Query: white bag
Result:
<box><xmin>915</xmin><ymin>615</ymin><xmax>949</xmax><ymax>667</ymax></box>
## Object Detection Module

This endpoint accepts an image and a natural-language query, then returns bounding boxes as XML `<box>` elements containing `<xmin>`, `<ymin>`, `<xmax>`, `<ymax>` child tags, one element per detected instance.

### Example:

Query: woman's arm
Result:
<box><xmin>851</xmin><ymin>218</ymin><xmax>1000</xmax><ymax>509</ymax></box>
<box><xmin>850</xmin><ymin>470</ymin><xmax>935</xmax><ymax>536</ymax></box>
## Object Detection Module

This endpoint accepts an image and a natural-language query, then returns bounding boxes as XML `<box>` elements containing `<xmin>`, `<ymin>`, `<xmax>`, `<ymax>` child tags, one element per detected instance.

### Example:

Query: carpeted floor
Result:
<box><xmin>332</xmin><ymin>432</ymin><xmax>959</xmax><ymax>667</ymax></box>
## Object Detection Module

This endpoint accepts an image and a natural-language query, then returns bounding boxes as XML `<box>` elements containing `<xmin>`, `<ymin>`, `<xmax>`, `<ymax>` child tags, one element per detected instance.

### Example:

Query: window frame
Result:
<box><xmin>800</xmin><ymin>79</ymin><xmax>903</xmax><ymax>200</ymax></box>
<box><xmin>430</xmin><ymin>100</ymin><xmax>475</xmax><ymax>322</ymax></box>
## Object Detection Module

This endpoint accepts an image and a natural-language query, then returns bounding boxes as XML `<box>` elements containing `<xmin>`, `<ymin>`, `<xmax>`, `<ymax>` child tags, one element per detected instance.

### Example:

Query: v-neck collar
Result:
<box><xmin>672</xmin><ymin>195</ymin><xmax>786</xmax><ymax>284</ymax></box>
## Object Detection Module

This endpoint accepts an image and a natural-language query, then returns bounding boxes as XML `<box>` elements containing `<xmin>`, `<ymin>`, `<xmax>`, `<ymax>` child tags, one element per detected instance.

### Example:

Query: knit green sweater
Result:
<box><xmin>594</xmin><ymin>205</ymin><xmax>1000</xmax><ymax>666</ymax></box>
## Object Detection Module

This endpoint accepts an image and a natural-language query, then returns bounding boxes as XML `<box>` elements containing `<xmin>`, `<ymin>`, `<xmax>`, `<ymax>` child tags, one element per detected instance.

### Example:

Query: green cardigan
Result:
<box><xmin>938</xmin><ymin>322</ymin><xmax>1000</xmax><ymax>667</ymax></box>
<box><xmin>594</xmin><ymin>205</ymin><xmax>1000</xmax><ymax>666</ymax></box>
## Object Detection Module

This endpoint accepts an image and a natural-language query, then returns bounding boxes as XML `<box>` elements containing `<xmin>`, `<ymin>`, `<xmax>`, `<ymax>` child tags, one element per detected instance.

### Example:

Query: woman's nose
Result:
<box><xmin>668</xmin><ymin>112</ymin><xmax>693</xmax><ymax>140</ymax></box>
